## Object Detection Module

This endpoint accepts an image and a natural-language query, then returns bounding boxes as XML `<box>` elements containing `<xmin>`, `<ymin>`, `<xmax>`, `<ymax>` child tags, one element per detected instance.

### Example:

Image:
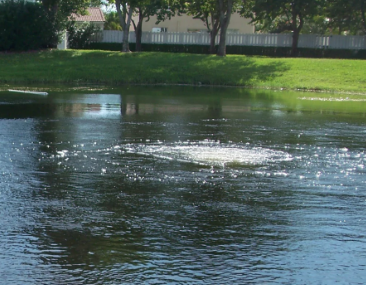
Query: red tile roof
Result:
<box><xmin>71</xmin><ymin>7</ymin><xmax>105</xmax><ymax>22</ymax></box>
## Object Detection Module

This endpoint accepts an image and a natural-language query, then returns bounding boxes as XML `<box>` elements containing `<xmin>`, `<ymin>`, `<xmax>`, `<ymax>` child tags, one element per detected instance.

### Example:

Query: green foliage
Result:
<box><xmin>253</xmin><ymin>14</ymin><xmax>330</xmax><ymax>35</ymax></box>
<box><xmin>186</xmin><ymin>0</ymin><xmax>219</xmax><ymax>29</ymax></box>
<box><xmin>300</xmin><ymin>15</ymin><xmax>330</xmax><ymax>35</ymax></box>
<box><xmin>241</xmin><ymin>0</ymin><xmax>325</xmax><ymax>55</ymax></box>
<box><xmin>153</xmin><ymin>0</ymin><xmax>185</xmax><ymax>23</ymax></box>
<box><xmin>107</xmin><ymin>0</ymin><xmax>185</xmax><ymax>51</ymax></box>
<box><xmin>67</xmin><ymin>21</ymin><xmax>101</xmax><ymax>49</ymax></box>
<box><xmin>104</xmin><ymin>12</ymin><xmax>122</xmax><ymax>30</ymax></box>
<box><xmin>39</xmin><ymin>0</ymin><xmax>101</xmax><ymax>34</ymax></box>
<box><xmin>135</xmin><ymin>0</ymin><xmax>186</xmax><ymax>51</ymax></box>
<box><xmin>0</xmin><ymin>0</ymin><xmax>59</xmax><ymax>51</ymax></box>
<box><xmin>184</xmin><ymin>0</ymin><xmax>239</xmax><ymax>55</ymax></box>
<box><xmin>325</xmin><ymin>0</ymin><xmax>366</xmax><ymax>35</ymax></box>
<box><xmin>242</xmin><ymin>0</ymin><xmax>324</xmax><ymax>32</ymax></box>
<box><xmin>242</xmin><ymin>0</ymin><xmax>366</xmax><ymax>36</ymax></box>
<box><xmin>185</xmin><ymin>0</ymin><xmax>220</xmax><ymax>54</ymax></box>
<box><xmin>40</xmin><ymin>0</ymin><xmax>96</xmax><ymax>17</ymax></box>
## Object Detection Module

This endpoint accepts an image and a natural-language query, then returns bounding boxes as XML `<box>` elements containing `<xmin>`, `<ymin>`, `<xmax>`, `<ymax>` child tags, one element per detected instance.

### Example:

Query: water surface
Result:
<box><xmin>0</xmin><ymin>86</ymin><xmax>365</xmax><ymax>284</ymax></box>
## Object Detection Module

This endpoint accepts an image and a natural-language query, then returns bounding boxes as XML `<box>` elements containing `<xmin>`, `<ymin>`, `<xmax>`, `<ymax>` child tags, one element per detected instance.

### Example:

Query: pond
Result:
<box><xmin>0</xmin><ymin>86</ymin><xmax>365</xmax><ymax>284</ymax></box>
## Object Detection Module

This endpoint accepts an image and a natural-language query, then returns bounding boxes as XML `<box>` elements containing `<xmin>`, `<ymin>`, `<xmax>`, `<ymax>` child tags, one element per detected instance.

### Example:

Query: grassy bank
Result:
<box><xmin>0</xmin><ymin>49</ymin><xmax>365</xmax><ymax>93</ymax></box>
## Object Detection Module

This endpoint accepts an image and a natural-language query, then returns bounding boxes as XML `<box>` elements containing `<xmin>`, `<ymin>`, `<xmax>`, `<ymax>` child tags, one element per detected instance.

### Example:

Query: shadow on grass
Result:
<box><xmin>167</xmin><ymin>54</ymin><xmax>290</xmax><ymax>86</ymax></box>
<box><xmin>1</xmin><ymin>50</ymin><xmax>290</xmax><ymax>86</ymax></box>
<box><xmin>106</xmin><ymin>52</ymin><xmax>291</xmax><ymax>86</ymax></box>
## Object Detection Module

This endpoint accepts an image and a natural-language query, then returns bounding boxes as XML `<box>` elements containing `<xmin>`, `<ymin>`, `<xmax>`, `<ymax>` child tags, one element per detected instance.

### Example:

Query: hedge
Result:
<box><xmin>84</xmin><ymin>42</ymin><xmax>366</xmax><ymax>59</ymax></box>
<box><xmin>0</xmin><ymin>0</ymin><xmax>59</xmax><ymax>51</ymax></box>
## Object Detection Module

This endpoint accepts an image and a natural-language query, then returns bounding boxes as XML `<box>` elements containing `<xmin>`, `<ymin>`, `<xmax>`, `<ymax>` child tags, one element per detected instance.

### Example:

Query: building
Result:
<box><xmin>71</xmin><ymin>7</ymin><xmax>106</xmax><ymax>30</ymax></box>
<box><xmin>132</xmin><ymin>13</ymin><xmax>254</xmax><ymax>34</ymax></box>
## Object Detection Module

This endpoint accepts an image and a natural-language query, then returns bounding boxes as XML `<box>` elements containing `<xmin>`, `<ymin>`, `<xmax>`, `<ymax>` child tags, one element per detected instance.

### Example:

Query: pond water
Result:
<box><xmin>0</xmin><ymin>86</ymin><xmax>365</xmax><ymax>284</ymax></box>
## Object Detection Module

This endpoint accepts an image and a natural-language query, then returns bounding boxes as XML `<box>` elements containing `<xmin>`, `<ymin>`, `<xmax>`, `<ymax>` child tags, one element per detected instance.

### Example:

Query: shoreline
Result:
<box><xmin>1</xmin><ymin>82</ymin><xmax>366</xmax><ymax>96</ymax></box>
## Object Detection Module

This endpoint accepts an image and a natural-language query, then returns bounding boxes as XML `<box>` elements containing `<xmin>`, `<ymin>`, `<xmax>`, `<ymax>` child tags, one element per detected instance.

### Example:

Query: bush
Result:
<box><xmin>0</xmin><ymin>0</ymin><xmax>59</xmax><ymax>51</ymax></box>
<box><xmin>66</xmin><ymin>21</ymin><xmax>101</xmax><ymax>49</ymax></box>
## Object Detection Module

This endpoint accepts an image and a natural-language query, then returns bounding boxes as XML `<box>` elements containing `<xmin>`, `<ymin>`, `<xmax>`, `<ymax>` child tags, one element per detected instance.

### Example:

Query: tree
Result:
<box><xmin>131</xmin><ymin>5</ymin><xmax>145</xmax><ymax>51</ymax></box>
<box><xmin>242</xmin><ymin>0</ymin><xmax>324</xmax><ymax>56</ymax></box>
<box><xmin>360</xmin><ymin>0</ymin><xmax>366</xmax><ymax>33</ymax></box>
<box><xmin>39</xmin><ymin>0</ymin><xmax>102</xmax><ymax>37</ymax></box>
<box><xmin>131</xmin><ymin>0</ymin><xmax>183</xmax><ymax>52</ymax></box>
<box><xmin>187</xmin><ymin>0</ymin><xmax>221</xmax><ymax>54</ymax></box>
<box><xmin>186</xmin><ymin>0</ymin><xmax>239</xmax><ymax>56</ymax></box>
<box><xmin>0</xmin><ymin>0</ymin><xmax>101</xmax><ymax>51</ymax></box>
<box><xmin>0</xmin><ymin>0</ymin><xmax>59</xmax><ymax>50</ymax></box>
<box><xmin>107</xmin><ymin>0</ymin><xmax>183</xmax><ymax>52</ymax></box>
<box><xmin>217</xmin><ymin>0</ymin><xmax>235</xmax><ymax>56</ymax></box>
<box><xmin>115</xmin><ymin>0</ymin><xmax>134</xmax><ymax>52</ymax></box>
<box><xmin>104</xmin><ymin>11</ymin><xmax>123</xmax><ymax>30</ymax></box>
<box><xmin>300</xmin><ymin>15</ymin><xmax>329</xmax><ymax>35</ymax></box>
<box><xmin>326</xmin><ymin>0</ymin><xmax>366</xmax><ymax>35</ymax></box>
<box><xmin>40</xmin><ymin>0</ymin><xmax>97</xmax><ymax>16</ymax></box>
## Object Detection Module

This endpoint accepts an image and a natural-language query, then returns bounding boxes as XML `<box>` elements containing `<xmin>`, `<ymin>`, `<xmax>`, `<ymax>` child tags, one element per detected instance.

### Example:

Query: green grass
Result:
<box><xmin>0</xmin><ymin>49</ymin><xmax>365</xmax><ymax>93</ymax></box>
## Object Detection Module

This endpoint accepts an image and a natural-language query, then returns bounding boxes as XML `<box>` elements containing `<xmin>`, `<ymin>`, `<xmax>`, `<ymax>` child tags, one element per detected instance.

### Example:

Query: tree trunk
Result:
<box><xmin>135</xmin><ymin>25</ymin><xmax>142</xmax><ymax>52</ymax></box>
<box><xmin>217</xmin><ymin>27</ymin><xmax>227</xmax><ymax>56</ymax></box>
<box><xmin>217</xmin><ymin>0</ymin><xmax>233</xmax><ymax>56</ymax></box>
<box><xmin>209</xmin><ymin>14</ymin><xmax>220</xmax><ymax>54</ymax></box>
<box><xmin>290</xmin><ymin>6</ymin><xmax>303</xmax><ymax>57</ymax></box>
<box><xmin>291</xmin><ymin>29</ymin><xmax>300</xmax><ymax>56</ymax></box>
<box><xmin>133</xmin><ymin>8</ymin><xmax>144</xmax><ymax>52</ymax></box>
<box><xmin>116</xmin><ymin>0</ymin><xmax>133</xmax><ymax>52</ymax></box>
<box><xmin>209</xmin><ymin>26</ymin><xmax>220</xmax><ymax>54</ymax></box>
<box><xmin>122</xmin><ymin>28</ymin><xmax>130</xmax><ymax>52</ymax></box>
<box><xmin>122</xmin><ymin>6</ymin><xmax>133</xmax><ymax>52</ymax></box>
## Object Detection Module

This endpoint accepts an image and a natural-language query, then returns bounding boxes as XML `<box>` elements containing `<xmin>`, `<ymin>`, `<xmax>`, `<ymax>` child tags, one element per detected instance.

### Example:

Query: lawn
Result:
<box><xmin>0</xmin><ymin>49</ymin><xmax>365</xmax><ymax>94</ymax></box>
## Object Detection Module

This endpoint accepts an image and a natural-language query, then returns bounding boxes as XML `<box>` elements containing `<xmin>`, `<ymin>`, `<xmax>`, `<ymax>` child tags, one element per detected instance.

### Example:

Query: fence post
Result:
<box><xmin>57</xmin><ymin>31</ymin><xmax>68</xmax><ymax>49</ymax></box>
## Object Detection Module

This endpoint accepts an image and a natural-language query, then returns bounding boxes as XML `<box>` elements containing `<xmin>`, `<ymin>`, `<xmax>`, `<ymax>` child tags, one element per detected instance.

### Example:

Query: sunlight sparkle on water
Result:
<box><xmin>126</xmin><ymin>142</ymin><xmax>292</xmax><ymax>167</ymax></box>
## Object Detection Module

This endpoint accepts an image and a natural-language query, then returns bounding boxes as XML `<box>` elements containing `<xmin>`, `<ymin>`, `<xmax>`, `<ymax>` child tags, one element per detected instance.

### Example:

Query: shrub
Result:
<box><xmin>66</xmin><ymin>21</ymin><xmax>101</xmax><ymax>49</ymax></box>
<box><xmin>0</xmin><ymin>0</ymin><xmax>59</xmax><ymax>51</ymax></box>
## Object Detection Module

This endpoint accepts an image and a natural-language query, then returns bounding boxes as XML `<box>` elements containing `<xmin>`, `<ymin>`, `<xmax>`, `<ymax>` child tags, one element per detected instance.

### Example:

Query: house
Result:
<box><xmin>70</xmin><ymin>7</ymin><xmax>106</xmax><ymax>30</ymax></box>
<box><xmin>131</xmin><ymin>13</ymin><xmax>254</xmax><ymax>34</ymax></box>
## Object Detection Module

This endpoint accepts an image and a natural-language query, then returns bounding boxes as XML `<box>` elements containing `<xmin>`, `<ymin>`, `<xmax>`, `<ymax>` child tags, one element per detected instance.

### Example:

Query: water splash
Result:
<box><xmin>126</xmin><ymin>142</ymin><xmax>292</xmax><ymax>167</ymax></box>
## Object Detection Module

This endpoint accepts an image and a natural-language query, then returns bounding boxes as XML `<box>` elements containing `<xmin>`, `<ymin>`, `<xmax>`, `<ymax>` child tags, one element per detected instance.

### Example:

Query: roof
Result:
<box><xmin>71</xmin><ymin>7</ymin><xmax>105</xmax><ymax>22</ymax></box>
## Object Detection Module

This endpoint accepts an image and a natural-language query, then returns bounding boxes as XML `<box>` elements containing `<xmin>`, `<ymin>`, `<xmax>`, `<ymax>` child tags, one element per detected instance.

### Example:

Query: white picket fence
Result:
<box><xmin>93</xmin><ymin>30</ymin><xmax>366</xmax><ymax>50</ymax></box>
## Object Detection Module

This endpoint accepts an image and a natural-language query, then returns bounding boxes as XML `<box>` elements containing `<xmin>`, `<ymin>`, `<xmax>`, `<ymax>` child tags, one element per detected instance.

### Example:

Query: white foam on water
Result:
<box><xmin>126</xmin><ymin>143</ymin><xmax>292</xmax><ymax>167</ymax></box>
<box><xmin>298</xmin><ymin>97</ymin><xmax>366</xmax><ymax>102</ymax></box>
